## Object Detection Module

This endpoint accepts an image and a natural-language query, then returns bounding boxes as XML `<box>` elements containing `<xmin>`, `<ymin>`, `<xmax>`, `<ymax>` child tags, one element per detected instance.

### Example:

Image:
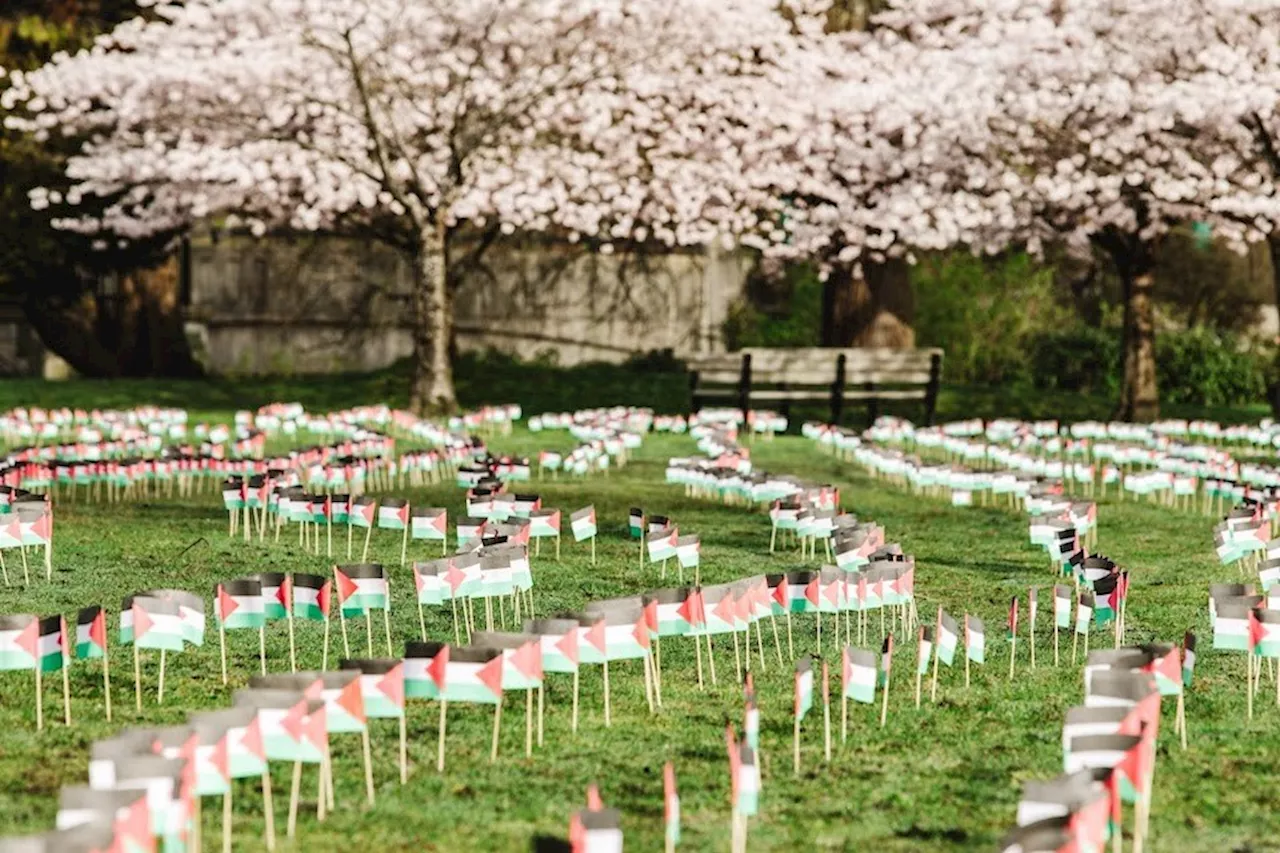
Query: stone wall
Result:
<box><xmin>185</xmin><ymin>231</ymin><xmax>750</xmax><ymax>374</ymax></box>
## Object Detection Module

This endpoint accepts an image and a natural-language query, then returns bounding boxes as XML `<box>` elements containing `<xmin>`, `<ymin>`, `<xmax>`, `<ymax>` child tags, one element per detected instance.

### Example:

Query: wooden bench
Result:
<box><xmin>687</xmin><ymin>347</ymin><xmax>943</xmax><ymax>426</ymax></box>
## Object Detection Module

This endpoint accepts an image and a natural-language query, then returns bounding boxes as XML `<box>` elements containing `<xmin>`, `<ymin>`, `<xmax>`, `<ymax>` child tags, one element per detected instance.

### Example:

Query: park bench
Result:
<box><xmin>687</xmin><ymin>347</ymin><xmax>943</xmax><ymax>426</ymax></box>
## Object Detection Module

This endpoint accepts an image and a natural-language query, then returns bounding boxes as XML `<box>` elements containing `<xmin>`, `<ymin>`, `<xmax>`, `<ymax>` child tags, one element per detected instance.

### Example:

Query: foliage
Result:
<box><xmin>1155</xmin><ymin>328</ymin><xmax>1272</xmax><ymax>408</ymax></box>
<box><xmin>723</xmin><ymin>261</ymin><xmax>823</xmax><ymax>350</ymax></box>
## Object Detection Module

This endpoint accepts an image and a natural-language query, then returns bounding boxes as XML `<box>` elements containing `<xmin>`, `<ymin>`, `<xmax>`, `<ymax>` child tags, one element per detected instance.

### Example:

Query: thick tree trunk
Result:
<box><xmin>821</xmin><ymin>258</ymin><xmax>915</xmax><ymax>347</ymax></box>
<box><xmin>1117</xmin><ymin>266</ymin><xmax>1159</xmax><ymax>423</ymax></box>
<box><xmin>1268</xmin><ymin>237</ymin><xmax>1280</xmax><ymax>418</ymax></box>
<box><xmin>409</xmin><ymin>218</ymin><xmax>458</xmax><ymax>415</ymax></box>
<box><xmin>21</xmin><ymin>258</ymin><xmax>202</xmax><ymax>378</ymax></box>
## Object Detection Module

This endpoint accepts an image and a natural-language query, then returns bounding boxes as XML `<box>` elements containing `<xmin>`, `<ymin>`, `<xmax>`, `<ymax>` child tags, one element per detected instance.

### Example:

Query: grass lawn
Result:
<box><xmin>0</xmin><ymin>370</ymin><xmax>1271</xmax><ymax>852</ymax></box>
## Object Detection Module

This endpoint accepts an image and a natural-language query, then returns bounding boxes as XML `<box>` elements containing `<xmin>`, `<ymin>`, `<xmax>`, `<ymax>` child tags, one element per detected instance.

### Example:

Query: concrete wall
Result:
<box><xmin>185</xmin><ymin>232</ymin><xmax>749</xmax><ymax>374</ymax></box>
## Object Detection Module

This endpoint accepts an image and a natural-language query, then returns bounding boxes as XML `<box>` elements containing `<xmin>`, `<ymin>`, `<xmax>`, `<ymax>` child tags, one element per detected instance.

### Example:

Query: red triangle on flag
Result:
<box><xmin>337</xmin><ymin>678</ymin><xmax>367</xmax><ymax>724</ymax></box>
<box><xmin>632</xmin><ymin>615</ymin><xmax>651</xmax><ymax>650</ymax></box>
<box><xmin>804</xmin><ymin>579</ymin><xmax>820</xmax><ymax>606</ymax></box>
<box><xmin>822</xmin><ymin>580</ymin><xmax>841</xmax><ymax>606</ymax></box>
<box><xmin>217</xmin><ymin>585</ymin><xmax>238</xmax><ymax>621</ymax></box>
<box><xmin>771</xmin><ymin>583</ymin><xmax>788</xmax><ymax>608</ymax></box>
<box><xmin>280</xmin><ymin>701</ymin><xmax>306</xmax><ymax>745</ymax></box>
<box><xmin>305</xmin><ymin>706</ymin><xmax>328</xmax><ymax>754</ymax></box>
<box><xmin>335</xmin><ymin>568</ymin><xmax>359</xmax><ymax>603</ymax></box>
<box><xmin>513</xmin><ymin>642</ymin><xmax>543</xmax><ymax>681</ymax></box>
<box><xmin>210</xmin><ymin>734</ymin><xmax>230</xmax><ymax>783</ymax></box>
<box><xmin>378</xmin><ymin>664</ymin><xmax>405</xmax><ymax>709</ymax></box>
<box><xmin>413</xmin><ymin>566</ymin><xmax>425</xmax><ymax>595</ymax></box>
<box><xmin>89</xmin><ymin>609</ymin><xmax>107</xmax><ymax>651</ymax></box>
<box><xmin>1249</xmin><ymin>609</ymin><xmax>1267</xmax><ymax>652</ymax></box>
<box><xmin>445</xmin><ymin>563</ymin><xmax>468</xmax><ymax>595</ymax></box>
<box><xmin>132</xmin><ymin>602</ymin><xmax>153</xmax><ymax>641</ymax></box>
<box><xmin>555</xmin><ymin>630</ymin><xmax>579</xmax><ymax>666</ymax></box>
<box><xmin>477</xmin><ymin>655</ymin><xmax>505</xmax><ymax>699</ymax></box>
<box><xmin>427</xmin><ymin>646</ymin><xmax>450</xmax><ymax>690</ymax></box>
<box><xmin>13</xmin><ymin>618</ymin><xmax>37</xmax><ymax>657</ymax></box>
<box><xmin>318</xmin><ymin>580</ymin><xmax>332</xmax><ymax>617</ymax></box>
<box><xmin>277</xmin><ymin>576</ymin><xmax>292</xmax><ymax>609</ymax></box>
<box><xmin>241</xmin><ymin>717</ymin><xmax>265</xmax><ymax>761</ymax></box>
<box><xmin>643</xmin><ymin>600</ymin><xmax>658</xmax><ymax>633</ymax></box>
<box><xmin>585</xmin><ymin>619</ymin><xmax>607</xmax><ymax>655</ymax></box>
<box><xmin>397</xmin><ymin>503</ymin><xmax>411</xmax><ymax>525</ymax></box>
<box><xmin>713</xmin><ymin>591</ymin><xmax>736</xmax><ymax>625</ymax></box>
<box><xmin>31</xmin><ymin>512</ymin><xmax>51</xmax><ymax>543</ymax></box>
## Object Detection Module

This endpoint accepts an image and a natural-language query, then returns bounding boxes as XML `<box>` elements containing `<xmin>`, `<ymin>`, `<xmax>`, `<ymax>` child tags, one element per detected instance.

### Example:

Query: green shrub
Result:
<box><xmin>1028</xmin><ymin>325</ymin><xmax>1121</xmax><ymax>396</ymax></box>
<box><xmin>1155</xmin><ymin>327</ymin><xmax>1269</xmax><ymax>407</ymax></box>
<box><xmin>723</xmin><ymin>261</ymin><xmax>823</xmax><ymax>349</ymax></box>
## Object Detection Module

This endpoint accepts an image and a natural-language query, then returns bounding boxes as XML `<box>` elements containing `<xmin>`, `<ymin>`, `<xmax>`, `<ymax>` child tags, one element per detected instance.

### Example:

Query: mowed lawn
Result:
<box><xmin>0</xmin><ymin>388</ymin><xmax>1273</xmax><ymax>851</ymax></box>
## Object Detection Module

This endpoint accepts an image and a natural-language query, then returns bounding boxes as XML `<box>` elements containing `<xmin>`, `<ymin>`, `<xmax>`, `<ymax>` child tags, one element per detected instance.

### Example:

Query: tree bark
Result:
<box><xmin>821</xmin><ymin>258</ymin><xmax>915</xmax><ymax>348</ymax></box>
<box><xmin>20</xmin><ymin>258</ymin><xmax>203</xmax><ymax>378</ymax></box>
<box><xmin>409</xmin><ymin>218</ymin><xmax>458</xmax><ymax>415</ymax></box>
<box><xmin>1117</xmin><ymin>265</ymin><xmax>1159</xmax><ymax>423</ymax></box>
<box><xmin>1267</xmin><ymin>237</ymin><xmax>1280</xmax><ymax>418</ymax></box>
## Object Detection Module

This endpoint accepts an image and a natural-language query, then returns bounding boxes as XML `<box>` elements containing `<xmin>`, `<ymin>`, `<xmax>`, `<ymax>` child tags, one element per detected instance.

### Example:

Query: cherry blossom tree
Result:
<box><xmin>4</xmin><ymin>0</ymin><xmax>822</xmax><ymax>412</ymax></box>
<box><xmin>864</xmin><ymin>0</ymin><xmax>1280</xmax><ymax>420</ymax></box>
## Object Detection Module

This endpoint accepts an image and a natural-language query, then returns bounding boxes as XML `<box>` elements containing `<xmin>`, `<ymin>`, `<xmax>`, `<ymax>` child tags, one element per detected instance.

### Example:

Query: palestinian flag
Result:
<box><xmin>341</xmin><ymin>659</ymin><xmax>406</xmax><ymax>718</ymax></box>
<box><xmin>571</xmin><ymin>506</ymin><xmax>597</xmax><ymax>542</ymax></box>
<box><xmin>965</xmin><ymin>615</ymin><xmax>985</xmax><ymax>665</ymax></box>
<box><xmin>440</xmin><ymin>645</ymin><xmax>505</xmax><ymax>704</ymax></box>
<box><xmin>1143</xmin><ymin>643</ymin><xmax>1182</xmax><ymax>696</ymax></box>
<box><xmin>664</xmin><ymin>762</ymin><xmax>680</xmax><ymax>848</ymax></box>
<box><xmin>232</xmin><ymin>690</ymin><xmax>310</xmax><ymax>762</ymax></box>
<box><xmin>256</xmin><ymin>572</ymin><xmax>291</xmax><ymax>620</ymax></box>
<box><xmin>1075</xmin><ymin>592</ymin><xmax>1095</xmax><ymax>636</ymax></box>
<box><xmin>146</xmin><ymin>588</ymin><xmax>205</xmax><ymax>647</ymax></box>
<box><xmin>76</xmin><ymin>606</ymin><xmax>107</xmax><ymax>660</ymax></box>
<box><xmin>292</xmin><ymin>573</ymin><xmax>330</xmax><ymax>622</ymax></box>
<box><xmin>108</xmin><ymin>753</ymin><xmax>188</xmax><ymax>839</ymax></box>
<box><xmin>524</xmin><ymin>618</ymin><xmax>581</xmax><ymax>674</ymax></box>
<box><xmin>512</xmin><ymin>494</ymin><xmax>542</xmax><ymax>518</ymax></box>
<box><xmin>628</xmin><ymin>508</ymin><xmax>644</xmax><ymax>539</ymax></box>
<box><xmin>331</xmin><ymin>494</ymin><xmax>351</xmax><ymax>525</ymax></box>
<box><xmin>936</xmin><ymin>610</ymin><xmax>959</xmax><ymax>667</ymax></box>
<box><xmin>842</xmin><ymin>647</ymin><xmax>877</xmax><ymax>704</ymax></box>
<box><xmin>917</xmin><ymin>625</ymin><xmax>933</xmax><ymax>675</ymax></box>
<box><xmin>444</xmin><ymin>553</ymin><xmax>484</xmax><ymax>599</ymax></box>
<box><xmin>310</xmin><ymin>495</ymin><xmax>332</xmax><ymax>525</ymax></box>
<box><xmin>188</xmin><ymin>707</ymin><xmax>267</xmax><ymax>779</ymax></box>
<box><xmin>1183</xmin><ymin>631</ymin><xmax>1197</xmax><ymax>685</ymax></box>
<box><xmin>132</xmin><ymin>597</ymin><xmax>185</xmax><ymax>652</ymax></box>
<box><xmin>411</xmin><ymin>506</ymin><xmax>448</xmax><ymax>541</ymax></box>
<box><xmin>335</xmin><ymin>564</ymin><xmax>389</xmax><ymax>616</ymax></box>
<box><xmin>217</xmin><ymin>580</ymin><xmax>266</xmax><ymax>631</ymax></box>
<box><xmin>1008</xmin><ymin>596</ymin><xmax>1019</xmax><ymax>640</ymax></box>
<box><xmin>456</xmin><ymin>516</ymin><xmax>487</xmax><ymax>543</ymax></box>
<box><xmin>795</xmin><ymin>656</ymin><xmax>814</xmax><ymax>720</ymax></box>
<box><xmin>412</xmin><ymin>561</ymin><xmax>447</xmax><ymax>606</ymax></box>
<box><xmin>37</xmin><ymin>615</ymin><xmax>67</xmax><ymax>672</ymax></box>
<box><xmin>696</xmin><ymin>585</ymin><xmax>740</xmax><ymax>636</ymax></box>
<box><xmin>570</xmin><ymin>808</ymin><xmax>624</xmax><ymax>853</ymax></box>
<box><xmin>377</xmin><ymin>498</ymin><xmax>410</xmax><ymax>530</ymax></box>
<box><xmin>280</xmin><ymin>698</ymin><xmax>329</xmax><ymax>764</ymax></box>
<box><xmin>596</xmin><ymin>607</ymin><xmax>651</xmax><ymax>661</ymax></box>
<box><xmin>1054</xmin><ymin>584</ymin><xmax>1073</xmax><ymax>629</ymax></box>
<box><xmin>17</xmin><ymin>503</ymin><xmax>52</xmax><ymax>546</ymax></box>
<box><xmin>404</xmin><ymin>641</ymin><xmax>449</xmax><ymax>700</ymax></box>
<box><xmin>675</xmin><ymin>535</ymin><xmax>700</xmax><ymax>569</ymax></box>
<box><xmin>644</xmin><ymin>588</ymin><xmax>701</xmax><ymax>638</ymax></box>
<box><xmin>767</xmin><ymin>574</ymin><xmax>790</xmax><ymax>616</ymax></box>
<box><xmin>522</xmin><ymin>508</ymin><xmax>558</xmax><ymax>539</ymax></box>
<box><xmin>348</xmin><ymin>496</ymin><xmax>377</xmax><ymax>528</ymax></box>
<box><xmin>647</xmin><ymin>526</ymin><xmax>679</xmax><ymax>563</ymax></box>
<box><xmin>732</xmin><ymin>744</ymin><xmax>760</xmax><ymax>817</ymax></box>
<box><xmin>221</xmin><ymin>479</ymin><xmax>245</xmax><ymax>511</ymax></box>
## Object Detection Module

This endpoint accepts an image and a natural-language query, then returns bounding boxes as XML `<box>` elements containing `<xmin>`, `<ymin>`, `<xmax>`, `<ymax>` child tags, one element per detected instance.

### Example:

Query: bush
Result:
<box><xmin>1156</xmin><ymin>327</ymin><xmax>1269</xmax><ymax>408</ymax></box>
<box><xmin>1028</xmin><ymin>325</ymin><xmax>1121</xmax><ymax>396</ymax></box>
<box><xmin>723</xmin><ymin>261</ymin><xmax>823</xmax><ymax>349</ymax></box>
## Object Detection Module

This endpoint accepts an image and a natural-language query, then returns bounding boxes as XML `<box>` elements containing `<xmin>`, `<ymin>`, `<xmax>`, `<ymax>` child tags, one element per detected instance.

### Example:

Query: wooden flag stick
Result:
<box><xmin>965</xmin><ymin>646</ymin><xmax>971</xmax><ymax>688</ymax></box>
<box><xmin>930</xmin><ymin>610</ymin><xmax>942</xmax><ymax>703</ymax></box>
<box><xmin>399</xmin><ymin>712</ymin><xmax>409</xmax><ymax>783</ymax></box>
<box><xmin>286</xmin><ymin>762</ymin><xmax>301</xmax><ymax>838</ymax></box>
<box><xmin>1030</xmin><ymin>624</ymin><xmax>1036</xmax><ymax>669</ymax></box>
<box><xmin>490</xmin><ymin>696</ymin><xmax>503</xmax><ymax>762</ymax></box>
<box><xmin>770</xmin><ymin>615</ymin><xmax>784</xmax><ymax>667</ymax></box>
<box><xmin>1177</xmin><ymin>691</ymin><xmax>1188</xmax><ymax>750</ymax></box>
<box><xmin>880</xmin><ymin>664</ymin><xmax>891</xmax><ymax>728</ymax></box>
<box><xmin>360</xmin><ymin>524</ymin><xmax>373</xmax><ymax>563</ymax></box>
<box><xmin>437</xmin><ymin>699</ymin><xmax>448</xmax><ymax>772</ymax></box>
<box><xmin>1054</xmin><ymin>621</ymin><xmax>1060</xmax><ymax>666</ymax></box>
<box><xmin>222</xmin><ymin>787</ymin><xmax>233</xmax><ymax>853</ymax></box>
<box><xmin>841</xmin><ymin>691</ymin><xmax>848</xmax><ymax>743</ymax></box>
<box><xmin>643</xmin><ymin>654</ymin><xmax>655</xmax><ymax>714</ymax></box>
<box><xmin>590</xmin><ymin>535</ymin><xmax>596</xmax><ymax>565</ymax></box>
<box><xmin>157</xmin><ymin>649</ymin><xmax>167</xmax><ymax>704</ymax></box>
<box><xmin>400</xmin><ymin>524</ymin><xmax>409</xmax><ymax>567</ymax></box>
<box><xmin>219</xmin><ymin>623</ymin><xmax>228</xmax><ymax>685</ymax></box>
<box><xmin>538</xmin><ymin>684</ymin><xmax>545</xmax><ymax>747</ymax></box>
<box><xmin>102</xmin><ymin>642</ymin><xmax>112</xmax><ymax>722</ymax></box>
<box><xmin>823</xmin><ymin>686</ymin><xmax>832</xmax><ymax>762</ymax></box>
<box><xmin>731</xmin><ymin>628</ymin><xmax>743</xmax><ymax>684</ymax></box>
<box><xmin>914</xmin><ymin>661</ymin><xmax>923</xmax><ymax>709</ymax></box>
<box><xmin>347</xmin><ymin>523</ymin><xmax>353</xmax><ymax>559</ymax></box>
<box><xmin>383</xmin><ymin>606</ymin><xmax>393</xmax><ymax>657</ymax></box>
<box><xmin>706</xmin><ymin>634</ymin><xmax>718</xmax><ymax>685</ymax></box>
<box><xmin>364</xmin><ymin>613</ymin><xmax>374</xmax><ymax>657</ymax></box>
<box><xmin>134</xmin><ymin>643</ymin><xmax>142</xmax><ymax>712</ymax></box>
<box><xmin>786</xmin><ymin>612</ymin><xmax>794</xmax><ymax>659</ymax></box>
<box><xmin>321</xmin><ymin>614</ymin><xmax>331</xmax><ymax>672</ymax></box>
<box><xmin>316</xmin><ymin>757</ymin><xmax>327</xmax><ymax>821</ymax></box>
<box><xmin>603</xmin><ymin>659</ymin><xmax>612</xmax><ymax>726</ymax></box>
<box><xmin>694</xmin><ymin>632</ymin><xmax>705</xmax><ymax>690</ymax></box>
<box><xmin>259</xmin><ymin>626</ymin><xmax>267</xmax><ymax>676</ymax></box>
<box><xmin>0</xmin><ymin>551</ymin><xmax>8</xmax><ymax>586</ymax></box>
<box><xmin>287</xmin><ymin>612</ymin><xmax>296</xmax><ymax>673</ymax></box>
<box><xmin>34</xmin><ymin>662</ymin><xmax>43</xmax><ymax>731</ymax></box>
<box><xmin>339</xmin><ymin>608</ymin><xmax>351</xmax><ymax>659</ymax></box>
<box><xmin>525</xmin><ymin>688</ymin><xmax>534</xmax><ymax>757</ymax></box>
<box><xmin>261</xmin><ymin>768</ymin><xmax>273</xmax><ymax>845</ymax></box>
<box><xmin>20</xmin><ymin>546</ymin><xmax>29</xmax><ymax>585</ymax></box>
<box><xmin>361</xmin><ymin>729</ymin><xmax>376</xmax><ymax>804</ymax></box>
<box><xmin>61</xmin><ymin>653</ymin><xmax>71</xmax><ymax>722</ymax></box>
<box><xmin>1009</xmin><ymin>636</ymin><xmax>1017</xmax><ymax>679</ymax></box>
<box><xmin>1247</xmin><ymin>653</ymin><xmax>1255</xmax><ymax>721</ymax></box>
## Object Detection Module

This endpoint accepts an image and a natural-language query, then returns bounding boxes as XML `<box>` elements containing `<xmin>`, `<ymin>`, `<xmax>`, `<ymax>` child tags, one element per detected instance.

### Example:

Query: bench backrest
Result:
<box><xmin>690</xmin><ymin>347</ymin><xmax>942</xmax><ymax>387</ymax></box>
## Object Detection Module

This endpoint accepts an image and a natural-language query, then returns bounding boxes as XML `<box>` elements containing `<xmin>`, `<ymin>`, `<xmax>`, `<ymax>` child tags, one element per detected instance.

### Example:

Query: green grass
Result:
<box><xmin>0</xmin><ymin>370</ymin><xmax>1272</xmax><ymax>852</ymax></box>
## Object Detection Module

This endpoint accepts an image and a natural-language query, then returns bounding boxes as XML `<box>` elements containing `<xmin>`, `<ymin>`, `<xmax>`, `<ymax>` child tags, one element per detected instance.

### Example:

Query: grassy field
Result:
<box><xmin>0</xmin><ymin>373</ymin><xmax>1273</xmax><ymax>852</ymax></box>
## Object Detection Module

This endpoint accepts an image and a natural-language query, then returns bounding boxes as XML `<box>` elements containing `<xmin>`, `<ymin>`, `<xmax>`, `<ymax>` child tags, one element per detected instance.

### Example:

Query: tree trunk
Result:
<box><xmin>1117</xmin><ymin>266</ymin><xmax>1159</xmax><ymax>423</ymax></box>
<box><xmin>821</xmin><ymin>258</ymin><xmax>915</xmax><ymax>347</ymax></box>
<box><xmin>21</xmin><ymin>257</ymin><xmax>202</xmax><ymax>378</ymax></box>
<box><xmin>1267</xmin><ymin>237</ymin><xmax>1280</xmax><ymax>418</ymax></box>
<box><xmin>409</xmin><ymin>218</ymin><xmax>458</xmax><ymax>415</ymax></box>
